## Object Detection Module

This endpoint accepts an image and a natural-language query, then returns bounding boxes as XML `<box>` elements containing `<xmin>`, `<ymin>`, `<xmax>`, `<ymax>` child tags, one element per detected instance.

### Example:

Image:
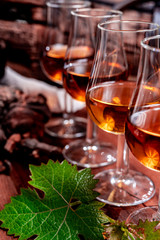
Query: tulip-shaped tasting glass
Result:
<box><xmin>40</xmin><ymin>0</ymin><xmax>91</xmax><ymax>139</ymax></box>
<box><xmin>62</xmin><ymin>8</ymin><xmax>122</xmax><ymax>168</ymax></box>
<box><xmin>125</xmin><ymin>35</ymin><xmax>160</xmax><ymax>223</ymax></box>
<box><xmin>86</xmin><ymin>20</ymin><xmax>159</xmax><ymax>206</ymax></box>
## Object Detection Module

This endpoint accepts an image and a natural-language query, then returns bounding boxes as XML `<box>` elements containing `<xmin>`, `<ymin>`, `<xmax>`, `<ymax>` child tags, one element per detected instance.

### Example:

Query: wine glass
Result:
<box><xmin>86</xmin><ymin>20</ymin><xmax>159</xmax><ymax>206</ymax></box>
<box><xmin>125</xmin><ymin>35</ymin><xmax>160</xmax><ymax>223</ymax></box>
<box><xmin>62</xmin><ymin>8</ymin><xmax>122</xmax><ymax>168</ymax></box>
<box><xmin>40</xmin><ymin>0</ymin><xmax>91</xmax><ymax>139</ymax></box>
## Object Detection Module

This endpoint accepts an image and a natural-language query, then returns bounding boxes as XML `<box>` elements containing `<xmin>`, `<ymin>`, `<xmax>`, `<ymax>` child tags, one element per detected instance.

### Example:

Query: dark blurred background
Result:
<box><xmin>0</xmin><ymin>0</ymin><xmax>159</xmax><ymax>82</ymax></box>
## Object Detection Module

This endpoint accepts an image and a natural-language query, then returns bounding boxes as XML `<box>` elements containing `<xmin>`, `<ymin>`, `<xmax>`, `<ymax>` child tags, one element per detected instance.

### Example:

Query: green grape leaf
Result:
<box><xmin>134</xmin><ymin>219</ymin><xmax>160</xmax><ymax>240</ymax></box>
<box><xmin>0</xmin><ymin>160</ymin><xmax>109</xmax><ymax>240</ymax></box>
<box><xmin>104</xmin><ymin>219</ymin><xmax>160</xmax><ymax>240</ymax></box>
<box><xmin>104</xmin><ymin>221</ymin><xmax>133</xmax><ymax>240</ymax></box>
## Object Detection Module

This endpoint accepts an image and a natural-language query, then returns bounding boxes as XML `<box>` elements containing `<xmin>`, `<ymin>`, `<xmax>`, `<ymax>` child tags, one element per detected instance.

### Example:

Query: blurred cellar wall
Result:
<box><xmin>0</xmin><ymin>0</ymin><xmax>158</xmax><ymax>81</ymax></box>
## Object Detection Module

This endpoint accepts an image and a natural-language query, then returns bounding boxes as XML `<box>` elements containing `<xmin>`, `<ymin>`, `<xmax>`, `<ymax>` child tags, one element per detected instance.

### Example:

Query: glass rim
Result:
<box><xmin>71</xmin><ymin>8</ymin><xmax>122</xmax><ymax>18</ymax></box>
<box><xmin>141</xmin><ymin>35</ymin><xmax>160</xmax><ymax>52</ymax></box>
<box><xmin>98</xmin><ymin>20</ymin><xmax>159</xmax><ymax>33</ymax></box>
<box><xmin>46</xmin><ymin>0</ymin><xmax>91</xmax><ymax>8</ymax></box>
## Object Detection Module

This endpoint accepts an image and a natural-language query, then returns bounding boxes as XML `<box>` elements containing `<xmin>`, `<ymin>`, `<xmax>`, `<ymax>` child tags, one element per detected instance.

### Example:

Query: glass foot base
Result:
<box><xmin>126</xmin><ymin>206</ymin><xmax>160</xmax><ymax>224</ymax></box>
<box><xmin>45</xmin><ymin>117</ymin><xmax>86</xmax><ymax>139</ymax></box>
<box><xmin>62</xmin><ymin>139</ymin><xmax>116</xmax><ymax>168</ymax></box>
<box><xmin>94</xmin><ymin>169</ymin><xmax>155</xmax><ymax>207</ymax></box>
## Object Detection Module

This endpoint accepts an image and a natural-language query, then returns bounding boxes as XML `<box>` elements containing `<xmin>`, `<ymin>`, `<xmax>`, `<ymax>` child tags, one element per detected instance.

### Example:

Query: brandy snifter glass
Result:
<box><xmin>41</xmin><ymin>0</ymin><xmax>91</xmax><ymax>139</ymax></box>
<box><xmin>62</xmin><ymin>8</ymin><xmax>122</xmax><ymax>168</ymax></box>
<box><xmin>86</xmin><ymin>20</ymin><xmax>159</xmax><ymax>206</ymax></box>
<box><xmin>126</xmin><ymin>35</ymin><xmax>160</xmax><ymax>223</ymax></box>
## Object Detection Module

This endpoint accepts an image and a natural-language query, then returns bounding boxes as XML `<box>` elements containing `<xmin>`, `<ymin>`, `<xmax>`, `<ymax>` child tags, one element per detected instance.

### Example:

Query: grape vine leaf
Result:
<box><xmin>0</xmin><ymin>160</ymin><xmax>109</xmax><ymax>240</ymax></box>
<box><xmin>133</xmin><ymin>219</ymin><xmax>160</xmax><ymax>240</ymax></box>
<box><xmin>104</xmin><ymin>219</ymin><xmax>160</xmax><ymax>240</ymax></box>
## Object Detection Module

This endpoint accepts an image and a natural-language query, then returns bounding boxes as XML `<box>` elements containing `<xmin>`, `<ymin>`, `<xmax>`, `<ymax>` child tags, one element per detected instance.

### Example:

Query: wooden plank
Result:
<box><xmin>0</xmin><ymin>0</ymin><xmax>45</xmax><ymax>6</ymax></box>
<box><xmin>0</xmin><ymin>173</ymin><xmax>19</xmax><ymax>239</ymax></box>
<box><xmin>0</xmin><ymin>20</ymin><xmax>45</xmax><ymax>58</ymax></box>
<box><xmin>0</xmin><ymin>6</ymin><xmax>46</xmax><ymax>24</ymax></box>
<box><xmin>0</xmin><ymin>1</ymin><xmax>46</xmax><ymax>23</ymax></box>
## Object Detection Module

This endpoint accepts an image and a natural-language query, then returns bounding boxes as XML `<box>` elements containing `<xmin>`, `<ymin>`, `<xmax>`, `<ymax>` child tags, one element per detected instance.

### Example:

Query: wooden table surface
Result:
<box><xmin>0</xmin><ymin>128</ymin><xmax>159</xmax><ymax>240</ymax></box>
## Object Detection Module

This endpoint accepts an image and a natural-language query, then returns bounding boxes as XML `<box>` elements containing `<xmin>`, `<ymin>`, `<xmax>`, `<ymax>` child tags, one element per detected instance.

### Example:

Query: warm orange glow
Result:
<box><xmin>112</xmin><ymin>96</ymin><xmax>121</xmax><ymax>104</ymax></box>
<box><xmin>141</xmin><ymin>146</ymin><xmax>160</xmax><ymax>169</ymax></box>
<box><xmin>52</xmin><ymin>72</ymin><xmax>62</xmax><ymax>81</ymax></box>
<box><xmin>108</xmin><ymin>62</ymin><xmax>122</xmax><ymax>68</ymax></box>
<box><xmin>47</xmin><ymin>45</ymin><xmax>67</xmax><ymax>58</ymax></box>
<box><xmin>101</xmin><ymin>115</ymin><xmax>115</xmax><ymax>131</ymax></box>
<box><xmin>69</xmin><ymin>46</ymin><xmax>94</xmax><ymax>59</ymax></box>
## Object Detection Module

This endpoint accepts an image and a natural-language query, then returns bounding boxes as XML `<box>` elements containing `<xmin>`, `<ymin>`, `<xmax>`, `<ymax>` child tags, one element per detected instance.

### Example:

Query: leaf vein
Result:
<box><xmin>33</xmin><ymin>171</ymin><xmax>69</xmax><ymax>206</ymax></box>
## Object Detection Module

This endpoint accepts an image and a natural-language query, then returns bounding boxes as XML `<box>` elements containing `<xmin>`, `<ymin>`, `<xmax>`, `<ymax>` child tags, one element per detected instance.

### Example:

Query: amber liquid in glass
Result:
<box><xmin>126</xmin><ymin>99</ymin><xmax>160</xmax><ymax>171</ymax></box>
<box><xmin>41</xmin><ymin>44</ymin><xmax>67</xmax><ymax>84</ymax></box>
<box><xmin>63</xmin><ymin>46</ymin><xmax>94</xmax><ymax>102</ymax></box>
<box><xmin>63</xmin><ymin>63</ymin><xmax>92</xmax><ymax>102</ymax></box>
<box><xmin>86</xmin><ymin>67</ymin><xmax>133</xmax><ymax>134</ymax></box>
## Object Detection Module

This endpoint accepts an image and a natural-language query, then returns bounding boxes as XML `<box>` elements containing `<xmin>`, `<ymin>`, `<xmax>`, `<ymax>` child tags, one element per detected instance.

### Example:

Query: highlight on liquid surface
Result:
<box><xmin>126</xmin><ymin>102</ymin><xmax>160</xmax><ymax>171</ymax></box>
<box><xmin>41</xmin><ymin>43</ymin><xmax>67</xmax><ymax>84</ymax></box>
<box><xmin>86</xmin><ymin>81</ymin><xmax>135</xmax><ymax>134</ymax></box>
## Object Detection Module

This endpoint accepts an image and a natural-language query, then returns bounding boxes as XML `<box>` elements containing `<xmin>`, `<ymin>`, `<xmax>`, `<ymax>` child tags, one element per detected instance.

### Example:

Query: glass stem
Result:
<box><xmin>63</xmin><ymin>91</ymin><xmax>74</xmax><ymax>119</ymax></box>
<box><xmin>86</xmin><ymin>114</ymin><xmax>96</xmax><ymax>144</ymax></box>
<box><xmin>116</xmin><ymin>134</ymin><xmax>129</xmax><ymax>175</ymax></box>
